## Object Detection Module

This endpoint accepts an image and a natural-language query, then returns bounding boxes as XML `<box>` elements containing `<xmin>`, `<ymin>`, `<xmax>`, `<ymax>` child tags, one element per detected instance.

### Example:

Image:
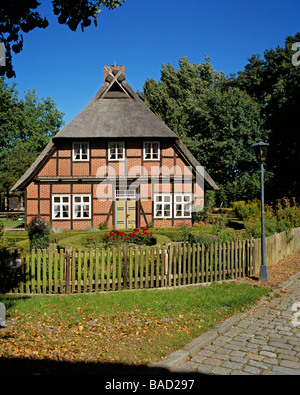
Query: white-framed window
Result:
<box><xmin>174</xmin><ymin>194</ymin><xmax>192</xmax><ymax>218</ymax></box>
<box><xmin>108</xmin><ymin>141</ymin><xmax>125</xmax><ymax>161</ymax></box>
<box><xmin>73</xmin><ymin>195</ymin><xmax>91</xmax><ymax>219</ymax></box>
<box><xmin>154</xmin><ymin>194</ymin><xmax>172</xmax><ymax>218</ymax></box>
<box><xmin>52</xmin><ymin>195</ymin><xmax>71</xmax><ymax>219</ymax></box>
<box><xmin>143</xmin><ymin>141</ymin><xmax>160</xmax><ymax>160</ymax></box>
<box><xmin>73</xmin><ymin>142</ymin><xmax>89</xmax><ymax>161</ymax></box>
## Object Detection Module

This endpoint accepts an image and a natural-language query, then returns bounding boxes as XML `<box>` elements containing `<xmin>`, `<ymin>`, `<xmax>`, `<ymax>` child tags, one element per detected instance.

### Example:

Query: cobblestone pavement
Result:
<box><xmin>153</xmin><ymin>271</ymin><xmax>300</xmax><ymax>375</ymax></box>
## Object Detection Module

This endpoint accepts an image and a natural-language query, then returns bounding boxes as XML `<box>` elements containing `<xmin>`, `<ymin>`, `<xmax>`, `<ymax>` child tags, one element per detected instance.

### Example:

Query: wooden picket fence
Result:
<box><xmin>1</xmin><ymin>240</ymin><xmax>255</xmax><ymax>294</ymax></box>
<box><xmin>2</xmin><ymin>227</ymin><xmax>299</xmax><ymax>295</ymax></box>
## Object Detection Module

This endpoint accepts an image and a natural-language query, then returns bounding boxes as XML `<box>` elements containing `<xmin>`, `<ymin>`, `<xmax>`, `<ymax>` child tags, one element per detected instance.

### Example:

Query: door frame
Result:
<box><xmin>115</xmin><ymin>200</ymin><xmax>137</xmax><ymax>229</ymax></box>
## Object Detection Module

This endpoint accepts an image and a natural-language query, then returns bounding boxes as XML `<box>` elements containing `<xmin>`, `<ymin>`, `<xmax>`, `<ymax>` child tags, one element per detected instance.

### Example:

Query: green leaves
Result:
<box><xmin>142</xmin><ymin>57</ymin><xmax>266</xmax><ymax>204</ymax></box>
<box><xmin>0</xmin><ymin>77</ymin><xmax>64</xmax><ymax>193</ymax></box>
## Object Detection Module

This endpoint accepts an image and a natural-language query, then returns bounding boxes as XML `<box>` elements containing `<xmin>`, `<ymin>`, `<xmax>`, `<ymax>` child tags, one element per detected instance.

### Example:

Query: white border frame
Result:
<box><xmin>72</xmin><ymin>142</ymin><xmax>90</xmax><ymax>161</ymax></box>
<box><xmin>154</xmin><ymin>193</ymin><xmax>172</xmax><ymax>219</ymax></box>
<box><xmin>73</xmin><ymin>194</ymin><xmax>92</xmax><ymax>220</ymax></box>
<box><xmin>108</xmin><ymin>141</ymin><xmax>125</xmax><ymax>161</ymax></box>
<box><xmin>174</xmin><ymin>193</ymin><xmax>192</xmax><ymax>218</ymax></box>
<box><xmin>143</xmin><ymin>141</ymin><xmax>160</xmax><ymax>161</ymax></box>
<box><xmin>52</xmin><ymin>194</ymin><xmax>71</xmax><ymax>220</ymax></box>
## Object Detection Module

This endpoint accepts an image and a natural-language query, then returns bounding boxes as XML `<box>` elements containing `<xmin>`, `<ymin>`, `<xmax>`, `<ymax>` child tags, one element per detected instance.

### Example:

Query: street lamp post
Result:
<box><xmin>252</xmin><ymin>138</ymin><xmax>269</xmax><ymax>282</ymax></box>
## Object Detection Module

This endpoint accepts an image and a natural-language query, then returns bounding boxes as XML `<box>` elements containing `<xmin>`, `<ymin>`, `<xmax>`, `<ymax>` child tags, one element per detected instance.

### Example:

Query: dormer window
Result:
<box><xmin>108</xmin><ymin>141</ymin><xmax>125</xmax><ymax>161</ymax></box>
<box><xmin>73</xmin><ymin>142</ymin><xmax>89</xmax><ymax>161</ymax></box>
<box><xmin>144</xmin><ymin>141</ymin><xmax>160</xmax><ymax>160</ymax></box>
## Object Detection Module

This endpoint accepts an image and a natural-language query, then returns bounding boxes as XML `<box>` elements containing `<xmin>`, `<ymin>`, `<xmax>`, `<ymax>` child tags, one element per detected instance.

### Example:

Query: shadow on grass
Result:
<box><xmin>0</xmin><ymin>357</ymin><xmax>206</xmax><ymax>378</ymax></box>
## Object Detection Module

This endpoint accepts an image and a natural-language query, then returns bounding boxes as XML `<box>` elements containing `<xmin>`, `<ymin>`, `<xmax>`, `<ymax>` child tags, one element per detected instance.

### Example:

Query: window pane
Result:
<box><xmin>74</xmin><ymin>205</ymin><xmax>81</xmax><ymax>218</ymax></box>
<box><xmin>82</xmin><ymin>144</ymin><xmax>88</xmax><ymax>154</ymax></box>
<box><xmin>153</xmin><ymin>143</ymin><xmax>159</xmax><ymax>151</ymax></box>
<box><xmin>54</xmin><ymin>206</ymin><xmax>60</xmax><ymax>217</ymax></box>
<box><xmin>73</xmin><ymin>144</ymin><xmax>80</xmax><ymax>159</ymax></box>
<box><xmin>176</xmin><ymin>196</ymin><xmax>181</xmax><ymax>202</ymax></box>
<box><xmin>83</xmin><ymin>206</ymin><xmax>89</xmax><ymax>217</ymax></box>
<box><xmin>176</xmin><ymin>204</ymin><xmax>182</xmax><ymax>216</ymax></box>
<box><xmin>62</xmin><ymin>205</ymin><xmax>69</xmax><ymax>215</ymax></box>
<box><xmin>156</xmin><ymin>196</ymin><xmax>162</xmax><ymax>202</ymax></box>
<box><xmin>63</xmin><ymin>196</ymin><xmax>69</xmax><ymax>203</ymax></box>
<box><xmin>184</xmin><ymin>195</ymin><xmax>190</xmax><ymax>202</ymax></box>
<box><xmin>164</xmin><ymin>196</ymin><xmax>170</xmax><ymax>202</ymax></box>
<box><xmin>54</xmin><ymin>197</ymin><xmax>60</xmax><ymax>203</ymax></box>
<box><xmin>152</xmin><ymin>153</ymin><xmax>158</xmax><ymax>159</ymax></box>
<box><xmin>155</xmin><ymin>204</ymin><xmax>162</xmax><ymax>216</ymax></box>
<box><xmin>74</xmin><ymin>196</ymin><xmax>81</xmax><ymax>203</ymax></box>
<box><xmin>164</xmin><ymin>209</ymin><xmax>170</xmax><ymax>217</ymax></box>
<box><xmin>83</xmin><ymin>196</ymin><xmax>89</xmax><ymax>202</ymax></box>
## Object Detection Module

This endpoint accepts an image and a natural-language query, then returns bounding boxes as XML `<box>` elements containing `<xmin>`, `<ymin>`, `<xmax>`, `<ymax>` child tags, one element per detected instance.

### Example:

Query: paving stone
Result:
<box><xmin>279</xmin><ymin>360</ymin><xmax>300</xmax><ymax>370</ymax></box>
<box><xmin>204</xmin><ymin>358</ymin><xmax>224</xmax><ymax>367</ymax></box>
<box><xmin>230</xmin><ymin>356</ymin><xmax>248</xmax><ymax>365</ymax></box>
<box><xmin>272</xmin><ymin>366</ymin><xmax>300</xmax><ymax>375</ymax></box>
<box><xmin>196</xmin><ymin>364</ymin><xmax>214</xmax><ymax>374</ymax></box>
<box><xmin>243</xmin><ymin>365</ymin><xmax>261</xmax><ymax>375</ymax></box>
<box><xmin>246</xmin><ymin>353</ymin><xmax>265</xmax><ymax>361</ymax></box>
<box><xmin>222</xmin><ymin>361</ymin><xmax>244</xmax><ymax>370</ymax></box>
<box><xmin>262</xmin><ymin>358</ymin><xmax>279</xmax><ymax>366</ymax></box>
<box><xmin>211</xmin><ymin>352</ymin><xmax>231</xmax><ymax>361</ymax></box>
<box><xmin>248</xmin><ymin>360</ymin><xmax>269</xmax><ymax>370</ymax></box>
<box><xmin>190</xmin><ymin>355</ymin><xmax>208</xmax><ymax>364</ymax></box>
<box><xmin>259</xmin><ymin>350</ymin><xmax>277</xmax><ymax>358</ymax></box>
<box><xmin>231</xmin><ymin>370</ymin><xmax>251</xmax><ymax>375</ymax></box>
<box><xmin>211</xmin><ymin>366</ymin><xmax>232</xmax><ymax>375</ymax></box>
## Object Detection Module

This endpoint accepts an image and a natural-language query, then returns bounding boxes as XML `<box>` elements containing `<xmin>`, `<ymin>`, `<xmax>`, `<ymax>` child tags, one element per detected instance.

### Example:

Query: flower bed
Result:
<box><xmin>84</xmin><ymin>227</ymin><xmax>156</xmax><ymax>248</ymax></box>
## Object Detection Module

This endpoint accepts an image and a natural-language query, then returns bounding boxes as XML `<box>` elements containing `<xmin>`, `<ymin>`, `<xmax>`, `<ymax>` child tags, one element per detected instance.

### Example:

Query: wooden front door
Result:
<box><xmin>115</xmin><ymin>200</ymin><xmax>136</xmax><ymax>229</ymax></box>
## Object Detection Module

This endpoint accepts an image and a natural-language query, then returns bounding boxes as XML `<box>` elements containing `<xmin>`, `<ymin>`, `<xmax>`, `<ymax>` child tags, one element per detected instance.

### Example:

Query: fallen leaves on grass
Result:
<box><xmin>0</xmin><ymin>311</ymin><xmax>190</xmax><ymax>365</ymax></box>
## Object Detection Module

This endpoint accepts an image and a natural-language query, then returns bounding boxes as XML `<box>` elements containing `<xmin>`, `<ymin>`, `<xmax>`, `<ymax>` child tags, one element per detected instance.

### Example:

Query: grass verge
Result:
<box><xmin>0</xmin><ymin>282</ymin><xmax>270</xmax><ymax>367</ymax></box>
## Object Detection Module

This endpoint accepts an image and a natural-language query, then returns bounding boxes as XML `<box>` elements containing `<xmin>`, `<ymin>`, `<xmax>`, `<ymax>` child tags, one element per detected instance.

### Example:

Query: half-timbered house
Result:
<box><xmin>11</xmin><ymin>65</ymin><xmax>218</xmax><ymax>230</ymax></box>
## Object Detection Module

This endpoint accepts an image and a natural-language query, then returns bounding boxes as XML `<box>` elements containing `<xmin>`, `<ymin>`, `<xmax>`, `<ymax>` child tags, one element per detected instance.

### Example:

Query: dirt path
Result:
<box><xmin>240</xmin><ymin>249</ymin><xmax>300</xmax><ymax>289</ymax></box>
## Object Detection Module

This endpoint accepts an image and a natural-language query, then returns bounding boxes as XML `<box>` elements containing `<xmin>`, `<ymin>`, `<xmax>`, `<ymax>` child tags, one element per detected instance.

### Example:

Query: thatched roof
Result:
<box><xmin>53</xmin><ymin>73</ymin><xmax>178</xmax><ymax>140</ymax></box>
<box><xmin>11</xmin><ymin>67</ymin><xmax>218</xmax><ymax>192</ymax></box>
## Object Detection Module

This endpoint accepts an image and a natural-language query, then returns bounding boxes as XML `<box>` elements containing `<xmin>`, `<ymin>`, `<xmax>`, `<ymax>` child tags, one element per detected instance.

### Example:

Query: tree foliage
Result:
<box><xmin>0</xmin><ymin>0</ymin><xmax>126</xmax><ymax>78</ymax></box>
<box><xmin>231</xmin><ymin>33</ymin><xmax>300</xmax><ymax>198</ymax></box>
<box><xmin>0</xmin><ymin>77</ymin><xmax>64</xmax><ymax>194</ymax></box>
<box><xmin>141</xmin><ymin>57</ymin><xmax>268</xmax><ymax>205</ymax></box>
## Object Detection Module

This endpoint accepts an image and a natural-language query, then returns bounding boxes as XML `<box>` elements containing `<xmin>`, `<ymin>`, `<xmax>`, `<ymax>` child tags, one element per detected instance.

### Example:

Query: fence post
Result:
<box><xmin>65</xmin><ymin>248</ymin><xmax>72</xmax><ymax>294</ymax></box>
<box><xmin>124</xmin><ymin>244</ymin><xmax>128</xmax><ymax>289</ymax></box>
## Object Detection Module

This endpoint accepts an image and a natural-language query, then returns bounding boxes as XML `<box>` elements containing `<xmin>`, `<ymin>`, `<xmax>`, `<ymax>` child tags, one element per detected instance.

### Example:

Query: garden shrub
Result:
<box><xmin>231</xmin><ymin>197</ymin><xmax>300</xmax><ymax>237</ymax></box>
<box><xmin>27</xmin><ymin>216</ymin><xmax>51</xmax><ymax>250</ymax></box>
<box><xmin>188</xmin><ymin>232</ymin><xmax>218</xmax><ymax>245</ymax></box>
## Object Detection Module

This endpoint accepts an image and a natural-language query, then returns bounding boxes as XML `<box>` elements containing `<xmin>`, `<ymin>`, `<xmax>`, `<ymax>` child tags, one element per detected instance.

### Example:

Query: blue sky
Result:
<box><xmin>9</xmin><ymin>0</ymin><xmax>300</xmax><ymax>125</ymax></box>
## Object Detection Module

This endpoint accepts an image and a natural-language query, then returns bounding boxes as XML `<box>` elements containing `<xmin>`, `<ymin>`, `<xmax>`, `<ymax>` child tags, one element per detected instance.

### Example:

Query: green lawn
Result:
<box><xmin>0</xmin><ymin>218</ymin><xmax>24</xmax><ymax>228</ymax></box>
<box><xmin>0</xmin><ymin>282</ymin><xmax>270</xmax><ymax>367</ymax></box>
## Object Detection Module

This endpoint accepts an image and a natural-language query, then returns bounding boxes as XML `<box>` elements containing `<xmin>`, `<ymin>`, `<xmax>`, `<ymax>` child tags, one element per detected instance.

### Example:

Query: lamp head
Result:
<box><xmin>252</xmin><ymin>138</ymin><xmax>269</xmax><ymax>163</ymax></box>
